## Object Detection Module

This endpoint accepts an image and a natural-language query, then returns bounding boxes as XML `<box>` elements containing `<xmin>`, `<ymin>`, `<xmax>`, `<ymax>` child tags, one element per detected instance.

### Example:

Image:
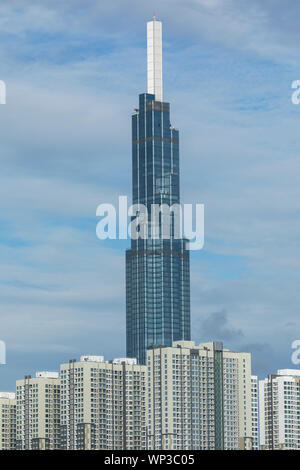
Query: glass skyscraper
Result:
<box><xmin>126</xmin><ymin>16</ymin><xmax>191</xmax><ymax>364</ymax></box>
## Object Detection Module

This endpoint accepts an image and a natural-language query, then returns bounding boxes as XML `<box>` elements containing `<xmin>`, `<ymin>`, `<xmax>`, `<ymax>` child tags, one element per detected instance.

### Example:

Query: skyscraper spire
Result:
<box><xmin>147</xmin><ymin>14</ymin><xmax>163</xmax><ymax>101</ymax></box>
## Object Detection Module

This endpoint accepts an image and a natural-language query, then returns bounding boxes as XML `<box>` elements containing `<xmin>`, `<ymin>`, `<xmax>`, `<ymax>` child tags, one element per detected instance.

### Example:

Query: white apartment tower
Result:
<box><xmin>60</xmin><ymin>356</ymin><xmax>147</xmax><ymax>450</ymax></box>
<box><xmin>16</xmin><ymin>372</ymin><xmax>61</xmax><ymax>450</ymax></box>
<box><xmin>251</xmin><ymin>376</ymin><xmax>259</xmax><ymax>450</ymax></box>
<box><xmin>0</xmin><ymin>392</ymin><xmax>16</xmax><ymax>450</ymax></box>
<box><xmin>147</xmin><ymin>341</ymin><xmax>254</xmax><ymax>450</ymax></box>
<box><xmin>259</xmin><ymin>369</ymin><xmax>300</xmax><ymax>450</ymax></box>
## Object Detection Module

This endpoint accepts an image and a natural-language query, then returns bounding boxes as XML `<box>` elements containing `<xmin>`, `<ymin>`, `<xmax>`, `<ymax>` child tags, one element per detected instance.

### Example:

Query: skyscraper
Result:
<box><xmin>126</xmin><ymin>15</ymin><xmax>191</xmax><ymax>364</ymax></box>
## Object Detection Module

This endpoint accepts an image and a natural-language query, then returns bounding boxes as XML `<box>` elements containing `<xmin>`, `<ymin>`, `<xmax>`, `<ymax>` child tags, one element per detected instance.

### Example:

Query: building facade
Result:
<box><xmin>60</xmin><ymin>356</ymin><xmax>147</xmax><ymax>450</ymax></box>
<box><xmin>251</xmin><ymin>376</ymin><xmax>259</xmax><ymax>450</ymax></box>
<box><xmin>16</xmin><ymin>372</ymin><xmax>61</xmax><ymax>450</ymax></box>
<box><xmin>126</xmin><ymin>15</ymin><xmax>191</xmax><ymax>365</ymax></box>
<box><xmin>259</xmin><ymin>369</ymin><xmax>300</xmax><ymax>450</ymax></box>
<box><xmin>147</xmin><ymin>341</ymin><xmax>253</xmax><ymax>450</ymax></box>
<box><xmin>0</xmin><ymin>392</ymin><xmax>16</xmax><ymax>450</ymax></box>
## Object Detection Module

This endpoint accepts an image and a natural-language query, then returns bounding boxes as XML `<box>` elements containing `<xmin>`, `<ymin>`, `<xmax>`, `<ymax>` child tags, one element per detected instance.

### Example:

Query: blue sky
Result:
<box><xmin>1</xmin><ymin>0</ymin><xmax>300</xmax><ymax>389</ymax></box>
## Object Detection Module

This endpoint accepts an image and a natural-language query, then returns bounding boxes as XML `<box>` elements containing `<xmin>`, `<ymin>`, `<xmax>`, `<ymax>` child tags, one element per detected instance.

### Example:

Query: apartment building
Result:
<box><xmin>147</xmin><ymin>340</ymin><xmax>253</xmax><ymax>450</ymax></box>
<box><xmin>16</xmin><ymin>371</ymin><xmax>61</xmax><ymax>450</ymax></box>
<box><xmin>60</xmin><ymin>356</ymin><xmax>147</xmax><ymax>450</ymax></box>
<box><xmin>251</xmin><ymin>376</ymin><xmax>259</xmax><ymax>450</ymax></box>
<box><xmin>259</xmin><ymin>369</ymin><xmax>300</xmax><ymax>450</ymax></box>
<box><xmin>0</xmin><ymin>392</ymin><xmax>16</xmax><ymax>450</ymax></box>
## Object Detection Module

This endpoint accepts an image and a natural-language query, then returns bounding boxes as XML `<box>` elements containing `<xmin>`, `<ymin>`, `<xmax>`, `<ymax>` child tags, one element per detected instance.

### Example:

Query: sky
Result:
<box><xmin>0</xmin><ymin>0</ymin><xmax>300</xmax><ymax>390</ymax></box>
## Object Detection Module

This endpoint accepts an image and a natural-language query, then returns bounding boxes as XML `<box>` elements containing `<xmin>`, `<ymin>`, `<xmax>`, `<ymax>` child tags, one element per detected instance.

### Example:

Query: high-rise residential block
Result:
<box><xmin>126</xmin><ymin>15</ymin><xmax>191</xmax><ymax>365</ymax></box>
<box><xmin>147</xmin><ymin>341</ymin><xmax>253</xmax><ymax>450</ymax></box>
<box><xmin>259</xmin><ymin>369</ymin><xmax>300</xmax><ymax>450</ymax></box>
<box><xmin>251</xmin><ymin>375</ymin><xmax>259</xmax><ymax>450</ymax></box>
<box><xmin>0</xmin><ymin>392</ymin><xmax>16</xmax><ymax>450</ymax></box>
<box><xmin>16</xmin><ymin>372</ymin><xmax>61</xmax><ymax>450</ymax></box>
<box><xmin>60</xmin><ymin>356</ymin><xmax>147</xmax><ymax>450</ymax></box>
